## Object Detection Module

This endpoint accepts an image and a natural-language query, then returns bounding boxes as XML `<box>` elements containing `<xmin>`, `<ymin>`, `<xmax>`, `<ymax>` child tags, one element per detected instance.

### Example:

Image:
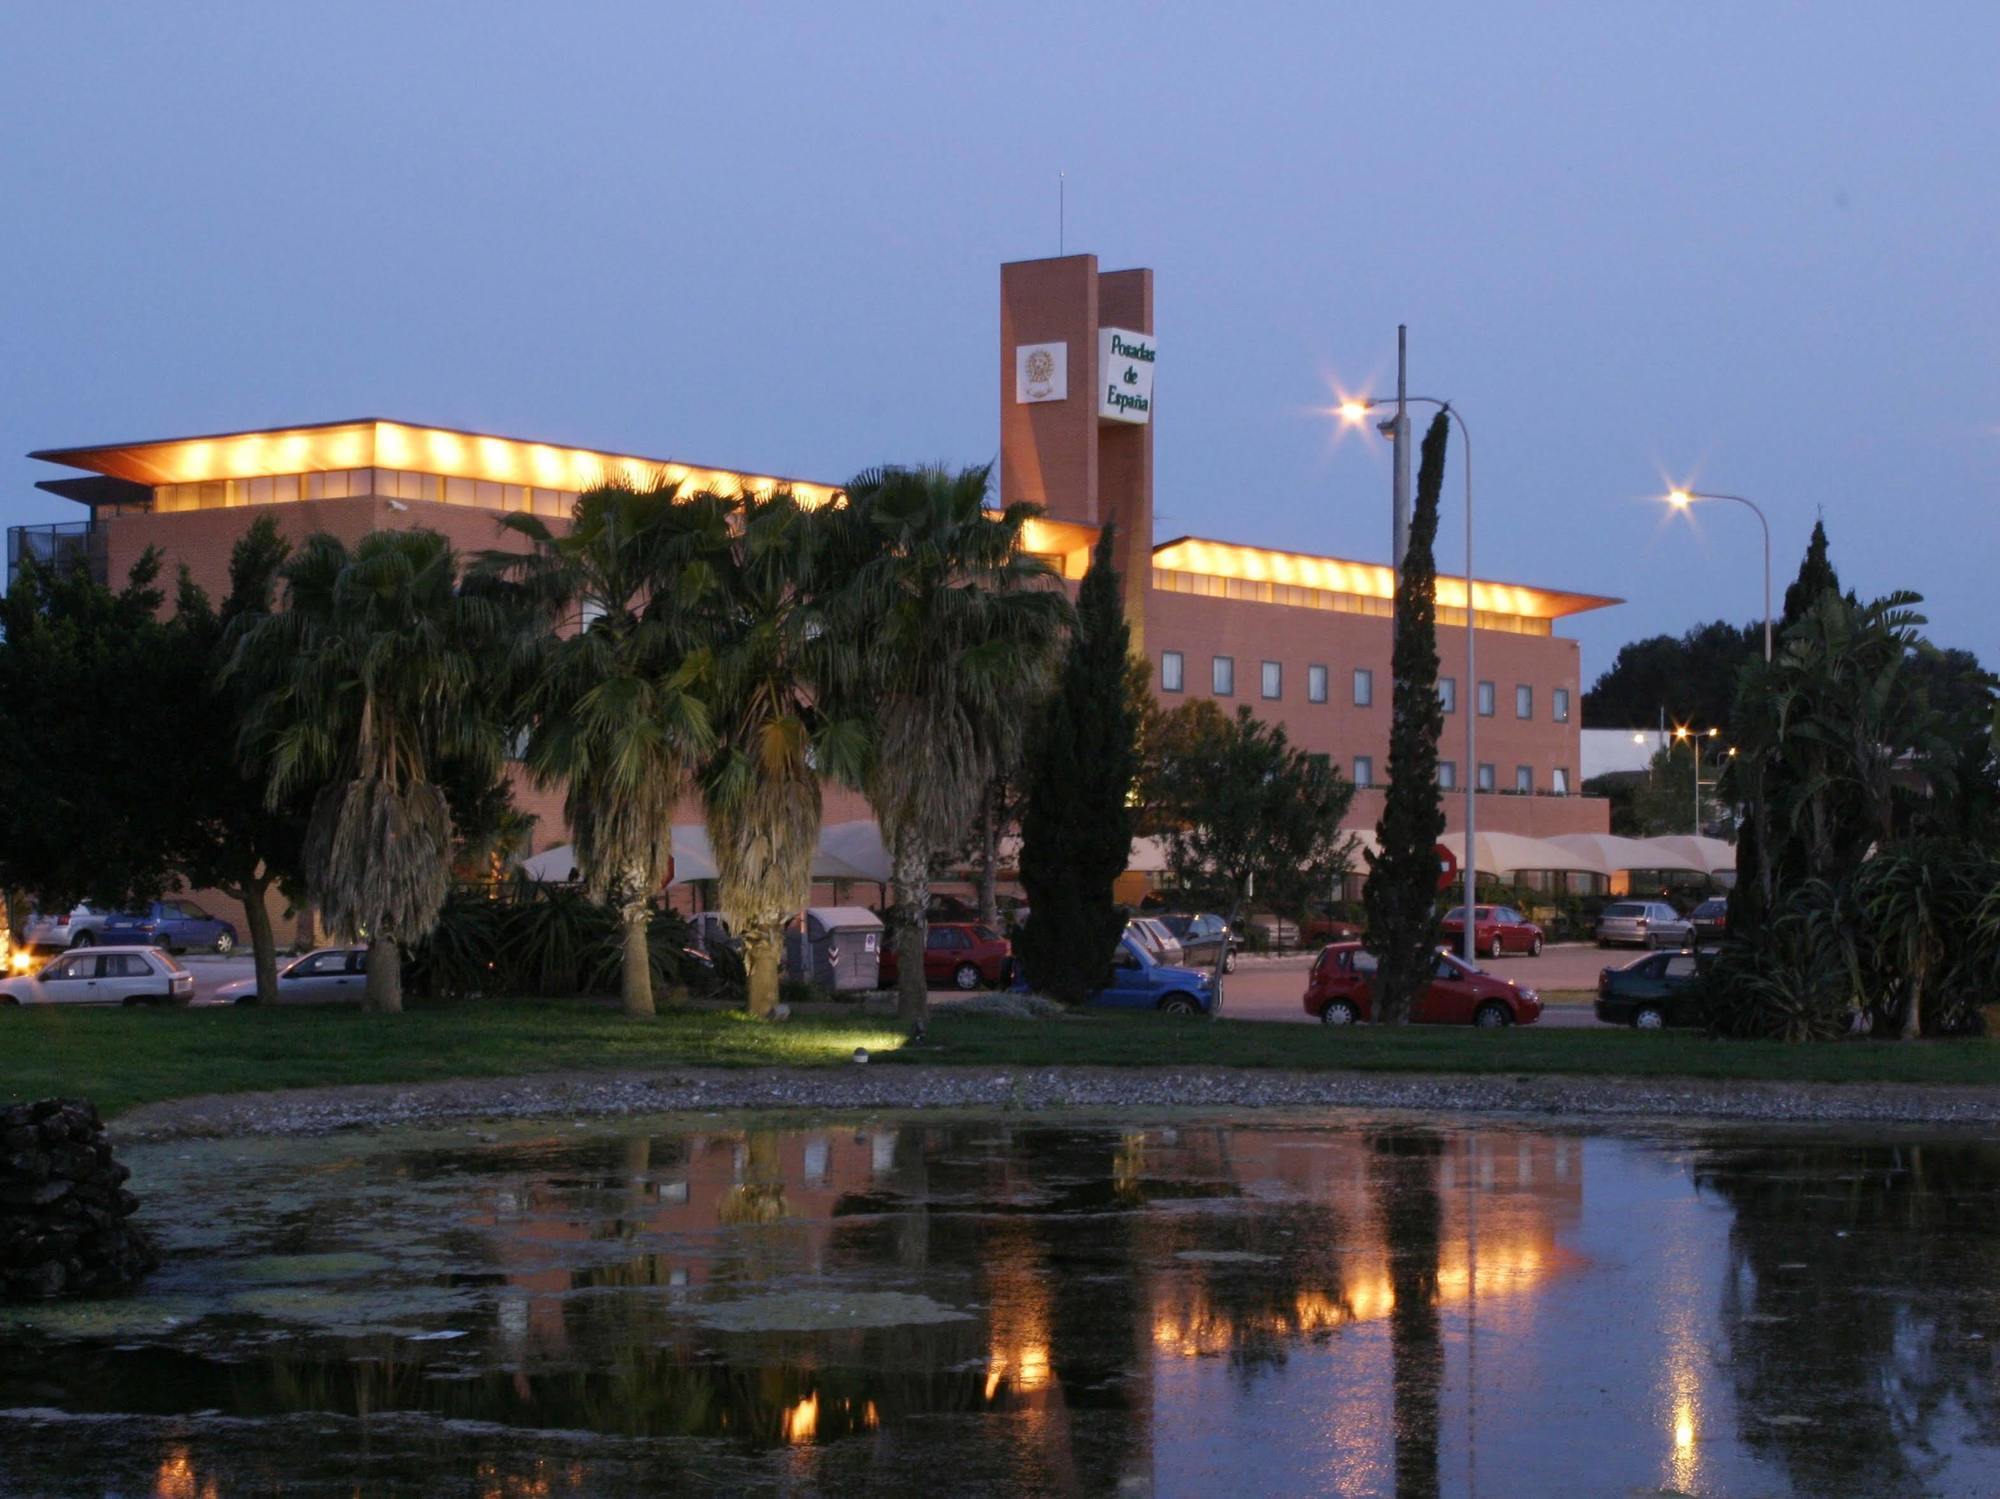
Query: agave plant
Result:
<box><xmin>230</xmin><ymin>529</ymin><xmax>513</xmax><ymax>1012</ymax></box>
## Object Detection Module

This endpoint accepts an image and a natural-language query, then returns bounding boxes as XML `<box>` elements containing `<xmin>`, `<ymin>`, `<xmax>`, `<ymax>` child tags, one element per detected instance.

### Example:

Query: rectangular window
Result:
<box><xmin>1353</xmin><ymin>756</ymin><xmax>1373</xmax><ymax>788</ymax></box>
<box><xmin>1353</xmin><ymin>668</ymin><xmax>1373</xmax><ymax>706</ymax></box>
<box><xmin>1516</xmin><ymin>684</ymin><xmax>1533</xmax><ymax>720</ymax></box>
<box><xmin>444</xmin><ymin>476</ymin><xmax>475</xmax><ymax>506</ymax></box>
<box><xmin>1438</xmin><ymin>760</ymin><xmax>1457</xmax><ymax>789</ymax></box>
<box><xmin>1477</xmin><ymin>762</ymin><xmax>1496</xmax><ymax>791</ymax></box>
<box><xmin>1477</xmin><ymin>680</ymin><xmax>1496</xmax><ymax>717</ymax></box>
<box><xmin>1438</xmin><ymin>677</ymin><xmax>1457</xmax><ymax>713</ymax></box>
<box><xmin>1515</xmin><ymin>765</ymin><xmax>1533</xmax><ymax>793</ymax></box>
<box><xmin>1308</xmin><ymin>664</ymin><xmax>1328</xmax><ymax>703</ymax></box>
<box><xmin>1261</xmin><ymin>661</ymin><xmax>1282</xmax><ymax>700</ymax></box>
<box><xmin>1161</xmin><ymin>651</ymin><xmax>1184</xmax><ymax>693</ymax></box>
<box><xmin>1553</xmin><ymin>687</ymin><xmax>1571</xmax><ymax>723</ymax></box>
<box><xmin>1212</xmin><ymin>656</ymin><xmax>1234</xmax><ymax>696</ymax></box>
<box><xmin>1553</xmin><ymin>766</ymin><xmax>1570</xmax><ymax>794</ymax></box>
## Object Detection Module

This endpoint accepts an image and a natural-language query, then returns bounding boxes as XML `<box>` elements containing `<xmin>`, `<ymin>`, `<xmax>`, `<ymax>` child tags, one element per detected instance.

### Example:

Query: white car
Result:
<box><xmin>214</xmin><ymin>947</ymin><xmax>369</xmax><ymax>1004</ymax></box>
<box><xmin>20</xmin><ymin>903</ymin><xmax>111</xmax><ymax>950</ymax></box>
<box><xmin>0</xmin><ymin>946</ymin><xmax>194</xmax><ymax>1006</ymax></box>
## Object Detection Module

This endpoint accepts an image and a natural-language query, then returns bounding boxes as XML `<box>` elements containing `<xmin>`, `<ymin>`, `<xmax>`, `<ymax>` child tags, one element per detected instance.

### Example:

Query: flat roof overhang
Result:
<box><xmin>1152</xmin><ymin>535</ymin><xmax>1621</xmax><ymax>622</ymax></box>
<box><xmin>29</xmin><ymin>418</ymin><xmax>842</xmax><ymax>509</ymax></box>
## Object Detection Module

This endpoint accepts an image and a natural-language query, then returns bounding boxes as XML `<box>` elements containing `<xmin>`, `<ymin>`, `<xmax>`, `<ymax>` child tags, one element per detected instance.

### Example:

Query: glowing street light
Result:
<box><xmin>1338</xmin><ymin>391</ymin><xmax>1479</xmax><ymax>963</ymax></box>
<box><xmin>1663</xmin><ymin>487</ymin><xmax>1773</xmax><ymax>662</ymax></box>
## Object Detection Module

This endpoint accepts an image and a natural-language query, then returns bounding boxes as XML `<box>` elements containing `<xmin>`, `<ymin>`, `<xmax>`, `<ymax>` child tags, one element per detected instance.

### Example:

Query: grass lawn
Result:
<box><xmin>1</xmin><ymin>1000</ymin><xmax>1994</xmax><ymax>1118</ymax></box>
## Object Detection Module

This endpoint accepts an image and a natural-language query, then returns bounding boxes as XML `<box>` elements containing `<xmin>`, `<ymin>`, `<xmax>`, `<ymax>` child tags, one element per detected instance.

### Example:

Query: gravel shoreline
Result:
<box><xmin>109</xmin><ymin>1065</ymin><xmax>2000</xmax><ymax>1141</ymax></box>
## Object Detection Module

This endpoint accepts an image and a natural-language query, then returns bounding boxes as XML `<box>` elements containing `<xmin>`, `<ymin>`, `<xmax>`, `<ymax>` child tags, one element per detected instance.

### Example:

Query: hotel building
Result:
<box><xmin>14</xmin><ymin>251</ymin><xmax>1615</xmax><ymax>915</ymax></box>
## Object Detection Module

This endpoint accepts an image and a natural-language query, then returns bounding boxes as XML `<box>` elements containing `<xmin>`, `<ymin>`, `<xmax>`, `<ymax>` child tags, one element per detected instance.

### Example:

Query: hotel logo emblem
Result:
<box><xmin>1015</xmin><ymin>341</ymin><xmax>1068</xmax><ymax>404</ymax></box>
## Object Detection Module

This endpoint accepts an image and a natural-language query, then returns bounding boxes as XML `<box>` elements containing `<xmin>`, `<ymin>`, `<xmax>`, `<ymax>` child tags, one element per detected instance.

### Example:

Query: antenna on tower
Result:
<box><xmin>1059</xmin><ymin>172</ymin><xmax>1065</xmax><ymax>255</ymax></box>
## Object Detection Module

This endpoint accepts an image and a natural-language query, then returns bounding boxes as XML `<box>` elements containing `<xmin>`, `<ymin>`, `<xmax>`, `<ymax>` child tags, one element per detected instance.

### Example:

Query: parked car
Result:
<box><xmin>1302</xmin><ymin>942</ymin><xmax>1542</xmax><ymax>1027</ymax></box>
<box><xmin>878</xmin><ymin>921</ymin><xmax>1010</xmax><ymax>991</ymax></box>
<box><xmin>215</xmin><ymin>947</ymin><xmax>369</xmax><ymax>1005</ymax></box>
<box><xmin>20</xmin><ymin>903</ymin><xmax>111</xmax><ymax>951</ymax></box>
<box><xmin>689</xmin><ymin>912</ymin><xmax>739</xmax><ymax>954</ymax></box>
<box><xmin>0</xmin><ymin>945</ymin><xmax>193</xmax><ymax>1006</ymax></box>
<box><xmin>1688</xmin><ymin>897</ymin><xmax>1728</xmax><ymax>947</ymax></box>
<box><xmin>1594</xmin><ymin>900</ymin><xmax>1691</xmax><ymax>950</ymax></box>
<box><xmin>1301</xmin><ymin>901</ymin><xmax>1364</xmax><ymax>945</ymax></box>
<box><xmin>1087</xmin><ymin>932</ymin><xmax>1219</xmax><ymax>1015</ymax></box>
<box><xmin>1595</xmin><ymin>949</ymin><xmax>1709</xmax><ymax>1029</ymax></box>
<box><xmin>1440</xmin><ymin>904</ymin><xmax>1545</xmax><ymax>958</ymax></box>
<box><xmin>101</xmin><ymin>900</ymin><xmax>238</xmax><ymax>955</ymax></box>
<box><xmin>1156</xmin><ymin>912</ymin><xmax>1240</xmax><ymax>972</ymax></box>
<box><xmin>1127</xmin><ymin>916</ymin><xmax>1186</xmax><ymax>967</ymax></box>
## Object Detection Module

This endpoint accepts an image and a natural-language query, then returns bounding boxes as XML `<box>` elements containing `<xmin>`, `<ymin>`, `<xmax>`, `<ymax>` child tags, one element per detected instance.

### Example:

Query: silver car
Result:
<box><xmin>1595</xmin><ymin>900</ymin><xmax>1693</xmax><ymax>950</ymax></box>
<box><xmin>214</xmin><ymin>947</ymin><xmax>369</xmax><ymax>1004</ymax></box>
<box><xmin>0</xmin><ymin>946</ymin><xmax>193</xmax><ymax>1006</ymax></box>
<box><xmin>20</xmin><ymin>903</ymin><xmax>111</xmax><ymax>950</ymax></box>
<box><xmin>1126</xmin><ymin>917</ymin><xmax>1185</xmax><ymax>966</ymax></box>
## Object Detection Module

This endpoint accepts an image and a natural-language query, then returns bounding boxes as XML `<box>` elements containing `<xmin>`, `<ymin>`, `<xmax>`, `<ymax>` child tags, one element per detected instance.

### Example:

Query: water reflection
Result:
<box><xmin>0</xmin><ymin>1116</ymin><xmax>1994</xmax><ymax>1496</ymax></box>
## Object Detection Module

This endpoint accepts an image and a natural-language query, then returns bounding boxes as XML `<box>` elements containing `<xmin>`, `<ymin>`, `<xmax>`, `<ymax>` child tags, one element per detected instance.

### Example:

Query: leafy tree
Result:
<box><xmin>170</xmin><ymin>519</ymin><xmax>312</xmax><ymax>1005</ymax></box>
<box><xmin>1363</xmin><ymin>411</ymin><xmax>1449</xmax><ymax>1025</ymax></box>
<box><xmin>0</xmin><ymin>550</ymin><xmax>182</xmax><ymax>913</ymax></box>
<box><xmin>693</xmin><ymin>491</ymin><xmax>865</xmax><ymax>1019</ymax></box>
<box><xmin>476</xmin><ymin>480</ymin><xmax>715</xmax><ymax>1017</ymax></box>
<box><xmin>230</xmin><ymin>529</ymin><xmax>515</xmax><ymax>1012</ymax></box>
<box><xmin>1581</xmin><ymin>619</ymin><xmax>1762</xmax><ymax>737</ymax></box>
<box><xmin>1017</xmin><ymin>529</ymin><xmax>1139</xmax><ymax>1005</ymax></box>
<box><xmin>838</xmin><ymin>464</ymin><xmax>1069</xmax><ymax>1028</ymax></box>
<box><xmin>1147</xmin><ymin>701</ymin><xmax>1354</xmax><ymax>929</ymax></box>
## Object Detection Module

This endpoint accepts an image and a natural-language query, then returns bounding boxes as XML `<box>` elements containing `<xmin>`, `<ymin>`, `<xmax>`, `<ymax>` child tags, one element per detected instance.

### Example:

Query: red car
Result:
<box><xmin>1302</xmin><ymin>942</ymin><xmax>1543</xmax><ymax>1027</ymax></box>
<box><xmin>1440</xmin><ymin>904</ymin><xmax>1544</xmax><ymax>958</ymax></box>
<box><xmin>878</xmin><ymin>922</ymin><xmax>1012</xmax><ymax>991</ymax></box>
<box><xmin>1301</xmin><ymin>901</ymin><xmax>1364</xmax><ymax>945</ymax></box>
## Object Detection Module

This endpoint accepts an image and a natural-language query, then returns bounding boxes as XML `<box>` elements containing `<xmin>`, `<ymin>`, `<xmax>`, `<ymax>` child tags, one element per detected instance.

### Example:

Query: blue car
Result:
<box><xmin>101</xmin><ymin>899</ymin><xmax>239</xmax><ymax>955</ymax></box>
<box><xmin>1092</xmin><ymin>933</ymin><xmax>1219</xmax><ymax>1015</ymax></box>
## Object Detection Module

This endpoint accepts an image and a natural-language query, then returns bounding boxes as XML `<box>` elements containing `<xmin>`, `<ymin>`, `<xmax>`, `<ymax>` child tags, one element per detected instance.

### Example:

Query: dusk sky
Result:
<box><xmin>3</xmin><ymin>4</ymin><xmax>1995</xmax><ymax>686</ymax></box>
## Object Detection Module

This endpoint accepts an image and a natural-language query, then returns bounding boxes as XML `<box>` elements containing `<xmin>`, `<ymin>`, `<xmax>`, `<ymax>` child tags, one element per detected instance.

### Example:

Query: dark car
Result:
<box><xmin>879</xmin><ymin>921</ymin><xmax>1012</xmax><ymax>990</ymax></box>
<box><xmin>1303</xmin><ymin>942</ymin><xmax>1542</xmax><ymax>1027</ymax></box>
<box><xmin>1156</xmin><ymin>912</ymin><xmax>1240</xmax><ymax>972</ymax></box>
<box><xmin>1301</xmin><ymin>900</ymin><xmax>1364</xmax><ymax>945</ymax></box>
<box><xmin>1594</xmin><ymin>949</ymin><xmax>1708</xmax><ymax>1029</ymax></box>
<box><xmin>1440</xmin><ymin>904</ymin><xmax>1544</xmax><ymax>958</ymax></box>
<box><xmin>101</xmin><ymin>900</ymin><xmax>238</xmax><ymax>955</ymax></box>
<box><xmin>1688</xmin><ymin>897</ymin><xmax>1728</xmax><ymax>947</ymax></box>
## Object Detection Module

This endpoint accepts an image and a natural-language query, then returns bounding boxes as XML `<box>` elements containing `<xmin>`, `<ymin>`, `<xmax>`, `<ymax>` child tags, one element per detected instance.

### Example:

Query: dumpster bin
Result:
<box><xmin>783</xmin><ymin>907</ymin><xmax>883</xmax><ymax>993</ymax></box>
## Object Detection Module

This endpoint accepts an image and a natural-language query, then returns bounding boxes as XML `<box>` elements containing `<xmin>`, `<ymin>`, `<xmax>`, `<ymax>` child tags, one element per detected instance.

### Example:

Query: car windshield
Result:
<box><xmin>1159</xmin><ymin>916</ymin><xmax>1190</xmax><ymax>935</ymax></box>
<box><xmin>1443</xmin><ymin>907</ymin><xmax>1468</xmax><ymax>922</ymax></box>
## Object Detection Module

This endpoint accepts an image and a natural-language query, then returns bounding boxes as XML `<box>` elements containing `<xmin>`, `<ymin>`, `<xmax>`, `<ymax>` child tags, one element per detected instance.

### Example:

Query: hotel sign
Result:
<box><xmin>1098</xmin><ymin>327</ymin><xmax>1156</xmax><ymax>424</ymax></box>
<box><xmin>1015</xmin><ymin>341</ymin><xmax>1068</xmax><ymax>404</ymax></box>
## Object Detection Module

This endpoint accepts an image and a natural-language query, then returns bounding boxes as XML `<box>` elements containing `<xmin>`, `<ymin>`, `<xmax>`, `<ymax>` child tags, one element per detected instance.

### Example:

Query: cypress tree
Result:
<box><xmin>1781</xmin><ymin>519</ymin><xmax>1841</xmax><ymax>628</ymax></box>
<box><xmin>1363</xmin><ymin>412</ymin><xmax>1450</xmax><ymax>1025</ymax></box>
<box><xmin>1018</xmin><ymin>527</ymin><xmax>1138</xmax><ymax>1004</ymax></box>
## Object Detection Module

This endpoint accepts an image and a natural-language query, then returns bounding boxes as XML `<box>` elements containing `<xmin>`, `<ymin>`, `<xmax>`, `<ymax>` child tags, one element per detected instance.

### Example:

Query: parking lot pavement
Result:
<box><xmin>1218</xmin><ymin>943</ymin><xmax>1624</xmax><ymax>1028</ymax></box>
<box><xmin>176</xmin><ymin>952</ymin><xmax>257</xmax><ymax>1004</ymax></box>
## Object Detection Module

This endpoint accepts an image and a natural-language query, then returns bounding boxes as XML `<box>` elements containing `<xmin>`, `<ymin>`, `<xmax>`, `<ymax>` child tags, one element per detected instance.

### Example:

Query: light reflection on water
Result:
<box><xmin>0</xmin><ymin>1114</ymin><xmax>1995</xmax><ymax>1497</ymax></box>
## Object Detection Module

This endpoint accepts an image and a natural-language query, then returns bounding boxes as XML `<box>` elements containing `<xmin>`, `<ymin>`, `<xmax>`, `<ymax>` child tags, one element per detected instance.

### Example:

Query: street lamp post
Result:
<box><xmin>1340</xmin><ymin>394</ymin><xmax>1477</xmax><ymax>963</ymax></box>
<box><xmin>1666</xmin><ymin>489</ymin><xmax>1774</xmax><ymax>662</ymax></box>
<box><xmin>1673</xmin><ymin>725</ymin><xmax>1721</xmax><ymax>835</ymax></box>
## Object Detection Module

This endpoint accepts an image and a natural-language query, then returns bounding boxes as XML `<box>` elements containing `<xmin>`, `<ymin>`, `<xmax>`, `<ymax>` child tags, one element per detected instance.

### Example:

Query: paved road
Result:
<box><xmin>1217</xmin><ymin>942</ymin><xmax>1635</xmax><ymax>1028</ymax></box>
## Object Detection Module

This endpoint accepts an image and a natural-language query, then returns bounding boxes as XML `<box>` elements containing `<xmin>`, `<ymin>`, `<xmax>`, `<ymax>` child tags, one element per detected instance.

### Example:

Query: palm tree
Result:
<box><xmin>693</xmin><ymin>489</ymin><xmax>865</xmax><ymax>1018</ymax></box>
<box><xmin>230</xmin><ymin>529</ymin><xmax>513</xmax><ymax>1012</ymax></box>
<box><xmin>837</xmin><ymin>465</ymin><xmax>1069</xmax><ymax>1028</ymax></box>
<box><xmin>476</xmin><ymin>479</ymin><xmax>714</xmax><ymax>1017</ymax></box>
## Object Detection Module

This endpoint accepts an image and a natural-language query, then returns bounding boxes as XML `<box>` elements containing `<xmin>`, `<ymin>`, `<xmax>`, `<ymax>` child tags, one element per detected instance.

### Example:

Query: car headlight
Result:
<box><xmin>1521</xmin><ymin>988</ymin><xmax>1540</xmax><ymax>1002</ymax></box>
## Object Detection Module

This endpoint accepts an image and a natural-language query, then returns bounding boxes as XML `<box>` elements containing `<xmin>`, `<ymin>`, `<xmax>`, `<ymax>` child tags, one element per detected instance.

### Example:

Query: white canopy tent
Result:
<box><xmin>1436</xmin><ymin>830</ymin><xmax>1603</xmax><ymax>880</ymax></box>
<box><xmin>1544</xmin><ymin>832</ymin><xmax>1707</xmax><ymax>877</ymax></box>
<box><xmin>1635</xmin><ymin>834</ymin><xmax>1737</xmax><ymax>876</ymax></box>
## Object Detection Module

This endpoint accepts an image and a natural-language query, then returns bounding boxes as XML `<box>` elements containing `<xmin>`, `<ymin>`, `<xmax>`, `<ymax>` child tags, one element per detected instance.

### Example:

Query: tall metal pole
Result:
<box><xmin>1676</xmin><ymin>490</ymin><xmax>1774</xmax><ymax>662</ymax></box>
<box><xmin>1392</xmin><ymin>326</ymin><xmax>1411</xmax><ymax>575</ymax></box>
<box><xmin>1692</xmin><ymin>738</ymin><xmax>1701</xmax><ymax>835</ymax></box>
<box><xmin>1457</xmin><ymin>409</ymin><xmax>1476</xmax><ymax>964</ymax></box>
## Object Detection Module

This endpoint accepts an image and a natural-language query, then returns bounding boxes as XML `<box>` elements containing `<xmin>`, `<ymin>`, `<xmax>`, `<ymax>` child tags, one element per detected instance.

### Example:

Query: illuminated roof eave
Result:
<box><xmin>28</xmin><ymin>417</ymin><xmax>841</xmax><ymax>507</ymax></box>
<box><xmin>1152</xmin><ymin>534</ymin><xmax>1622</xmax><ymax>621</ymax></box>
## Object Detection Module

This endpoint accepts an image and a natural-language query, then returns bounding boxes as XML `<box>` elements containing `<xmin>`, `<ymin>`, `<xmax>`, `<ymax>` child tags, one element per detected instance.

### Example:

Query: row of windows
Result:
<box><xmin>1159</xmin><ymin>651</ymin><xmax>1570</xmax><ymax>721</ymax></box>
<box><xmin>1347</xmin><ymin>760</ymin><xmax>1572</xmax><ymax>793</ymax></box>
<box><xmin>154</xmin><ymin>468</ymin><xmax>579</xmax><ymax>518</ymax></box>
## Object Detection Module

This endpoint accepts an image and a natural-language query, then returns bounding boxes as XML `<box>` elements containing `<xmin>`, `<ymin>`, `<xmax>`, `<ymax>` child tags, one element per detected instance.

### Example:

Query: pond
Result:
<box><xmin>2</xmin><ymin>1110</ymin><xmax>1997</xmax><ymax>1497</ymax></box>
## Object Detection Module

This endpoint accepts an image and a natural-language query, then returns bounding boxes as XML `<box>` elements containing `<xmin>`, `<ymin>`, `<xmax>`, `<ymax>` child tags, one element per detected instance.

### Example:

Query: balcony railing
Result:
<box><xmin>7</xmin><ymin>523</ymin><xmax>105</xmax><ymax>590</ymax></box>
